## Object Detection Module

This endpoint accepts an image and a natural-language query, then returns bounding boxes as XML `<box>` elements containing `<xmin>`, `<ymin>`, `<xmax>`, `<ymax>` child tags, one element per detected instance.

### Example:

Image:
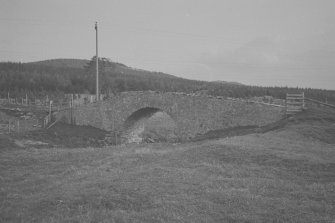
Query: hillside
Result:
<box><xmin>29</xmin><ymin>58</ymin><xmax>180</xmax><ymax>80</ymax></box>
<box><xmin>30</xmin><ymin>59</ymin><xmax>235</xmax><ymax>83</ymax></box>
<box><xmin>29</xmin><ymin>59</ymin><xmax>89</xmax><ymax>69</ymax></box>
<box><xmin>1</xmin><ymin>58</ymin><xmax>335</xmax><ymax>103</ymax></box>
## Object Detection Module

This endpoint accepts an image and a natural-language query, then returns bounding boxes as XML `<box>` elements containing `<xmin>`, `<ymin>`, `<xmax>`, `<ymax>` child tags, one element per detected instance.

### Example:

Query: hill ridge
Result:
<box><xmin>1</xmin><ymin>59</ymin><xmax>335</xmax><ymax>104</ymax></box>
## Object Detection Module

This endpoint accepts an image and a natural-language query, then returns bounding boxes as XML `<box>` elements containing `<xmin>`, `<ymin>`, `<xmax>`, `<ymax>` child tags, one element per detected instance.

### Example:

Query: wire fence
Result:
<box><xmin>305</xmin><ymin>98</ymin><xmax>335</xmax><ymax>109</ymax></box>
<box><xmin>0</xmin><ymin>94</ymin><xmax>101</xmax><ymax>132</ymax></box>
<box><xmin>0</xmin><ymin>93</ymin><xmax>101</xmax><ymax>111</ymax></box>
<box><xmin>0</xmin><ymin>118</ymin><xmax>40</xmax><ymax>134</ymax></box>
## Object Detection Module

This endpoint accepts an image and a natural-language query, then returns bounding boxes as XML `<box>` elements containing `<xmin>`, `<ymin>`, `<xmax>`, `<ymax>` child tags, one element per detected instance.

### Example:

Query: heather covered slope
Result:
<box><xmin>1</xmin><ymin>58</ymin><xmax>335</xmax><ymax>102</ymax></box>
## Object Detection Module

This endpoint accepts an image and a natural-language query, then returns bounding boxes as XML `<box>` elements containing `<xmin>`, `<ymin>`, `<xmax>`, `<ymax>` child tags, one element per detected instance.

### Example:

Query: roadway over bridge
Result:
<box><xmin>56</xmin><ymin>91</ymin><xmax>285</xmax><ymax>140</ymax></box>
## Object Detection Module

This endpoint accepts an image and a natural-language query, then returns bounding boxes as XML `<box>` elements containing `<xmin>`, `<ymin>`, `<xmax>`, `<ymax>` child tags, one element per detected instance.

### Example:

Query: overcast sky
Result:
<box><xmin>1</xmin><ymin>0</ymin><xmax>334</xmax><ymax>89</ymax></box>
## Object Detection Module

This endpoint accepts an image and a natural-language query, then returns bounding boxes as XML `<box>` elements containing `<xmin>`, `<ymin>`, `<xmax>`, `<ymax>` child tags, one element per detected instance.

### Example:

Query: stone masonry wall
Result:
<box><xmin>55</xmin><ymin>91</ymin><xmax>285</xmax><ymax>139</ymax></box>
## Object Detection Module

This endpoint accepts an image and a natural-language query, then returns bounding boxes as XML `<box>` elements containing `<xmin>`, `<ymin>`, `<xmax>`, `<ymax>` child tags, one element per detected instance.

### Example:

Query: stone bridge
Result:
<box><xmin>56</xmin><ymin>91</ymin><xmax>285</xmax><ymax>139</ymax></box>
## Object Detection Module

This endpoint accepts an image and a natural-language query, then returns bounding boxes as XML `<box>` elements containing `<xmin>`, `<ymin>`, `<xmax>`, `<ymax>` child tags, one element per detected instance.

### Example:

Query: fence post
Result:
<box><xmin>49</xmin><ymin>101</ymin><xmax>53</xmax><ymax>122</ymax></box>
<box><xmin>44</xmin><ymin>116</ymin><xmax>47</xmax><ymax>128</ymax></box>
<box><xmin>71</xmin><ymin>94</ymin><xmax>74</xmax><ymax>108</ymax></box>
<box><xmin>69</xmin><ymin>101</ymin><xmax>72</xmax><ymax>125</ymax></box>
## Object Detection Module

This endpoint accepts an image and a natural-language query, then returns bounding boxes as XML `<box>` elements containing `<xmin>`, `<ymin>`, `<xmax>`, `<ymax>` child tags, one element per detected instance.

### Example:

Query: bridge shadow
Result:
<box><xmin>123</xmin><ymin>107</ymin><xmax>177</xmax><ymax>143</ymax></box>
<box><xmin>124</xmin><ymin>107</ymin><xmax>161</xmax><ymax>129</ymax></box>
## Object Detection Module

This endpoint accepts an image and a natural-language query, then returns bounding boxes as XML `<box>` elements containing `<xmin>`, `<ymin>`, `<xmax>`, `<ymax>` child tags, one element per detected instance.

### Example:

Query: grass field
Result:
<box><xmin>1</xmin><ymin>111</ymin><xmax>335</xmax><ymax>222</ymax></box>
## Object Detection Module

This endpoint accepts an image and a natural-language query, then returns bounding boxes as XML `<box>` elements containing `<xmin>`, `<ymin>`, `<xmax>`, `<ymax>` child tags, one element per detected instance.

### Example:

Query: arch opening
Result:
<box><xmin>123</xmin><ymin>107</ymin><xmax>177</xmax><ymax>143</ymax></box>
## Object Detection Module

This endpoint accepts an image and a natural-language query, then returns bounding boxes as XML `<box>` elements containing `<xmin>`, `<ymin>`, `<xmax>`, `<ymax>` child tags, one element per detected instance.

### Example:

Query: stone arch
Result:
<box><xmin>124</xmin><ymin>107</ymin><xmax>162</xmax><ymax>129</ymax></box>
<box><xmin>123</xmin><ymin>106</ymin><xmax>178</xmax><ymax>143</ymax></box>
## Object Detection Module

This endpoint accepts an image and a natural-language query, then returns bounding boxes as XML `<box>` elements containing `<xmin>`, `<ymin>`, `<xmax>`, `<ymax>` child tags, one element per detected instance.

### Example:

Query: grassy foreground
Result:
<box><xmin>1</xmin><ymin>123</ymin><xmax>335</xmax><ymax>222</ymax></box>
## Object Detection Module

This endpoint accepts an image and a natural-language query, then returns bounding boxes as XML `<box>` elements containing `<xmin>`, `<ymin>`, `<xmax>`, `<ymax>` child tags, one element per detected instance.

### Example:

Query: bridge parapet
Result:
<box><xmin>56</xmin><ymin>91</ymin><xmax>285</xmax><ymax>140</ymax></box>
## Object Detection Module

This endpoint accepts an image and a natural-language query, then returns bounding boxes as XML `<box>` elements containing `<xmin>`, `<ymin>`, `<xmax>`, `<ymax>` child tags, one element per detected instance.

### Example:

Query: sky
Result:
<box><xmin>1</xmin><ymin>0</ymin><xmax>334</xmax><ymax>90</ymax></box>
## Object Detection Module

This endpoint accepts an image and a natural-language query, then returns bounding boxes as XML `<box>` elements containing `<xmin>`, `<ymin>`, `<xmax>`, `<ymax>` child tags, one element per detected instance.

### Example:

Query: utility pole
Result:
<box><xmin>95</xmin><ymin>22</ymin><xmax>99</xmax><ymax>101</ymax></box>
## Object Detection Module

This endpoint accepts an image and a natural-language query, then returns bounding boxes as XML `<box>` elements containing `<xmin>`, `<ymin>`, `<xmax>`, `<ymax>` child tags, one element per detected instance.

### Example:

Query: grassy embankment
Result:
<box><xmin>0</xmin><ymin>108</ymin><xmax>335</xmax><ymax>222</ymax></box>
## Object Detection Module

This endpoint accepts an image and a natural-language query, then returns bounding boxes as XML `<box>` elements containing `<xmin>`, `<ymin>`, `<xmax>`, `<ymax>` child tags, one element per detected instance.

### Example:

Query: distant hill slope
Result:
<box><xmin>29</xmin><ymin>58</ymin><xmax>180</xmax><ymax>80</ymax></box>
<box><xmin>1</xmin><ymin>58</ymin><xmax>335</xmax><ymax>104</ymax></box>
<box><xmin>113</xmin><ymin>66</ymin><xmax>180</xmax><ymax>80</ymax></box>
<box><xmin>212</xmin><ymin>80</ymin><xmax>244</xmax><ymax>85</ymax></box>
<box><xmin>29</xmin><ymin>59</ymin><xmax>89</xmax><ymax>69</ymax></box>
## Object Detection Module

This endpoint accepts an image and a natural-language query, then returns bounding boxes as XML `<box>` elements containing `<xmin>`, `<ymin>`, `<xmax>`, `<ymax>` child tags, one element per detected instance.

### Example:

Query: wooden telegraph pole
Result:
<box><xmin>95</xmin><ymin>22</ymin><xmax>99</xmax><ymax>101</ymax></box>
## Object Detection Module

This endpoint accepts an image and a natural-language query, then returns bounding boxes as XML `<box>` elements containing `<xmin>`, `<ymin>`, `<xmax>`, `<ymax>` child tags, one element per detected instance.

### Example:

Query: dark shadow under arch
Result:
<box><xmin>124</xmin><ymin>107</ymin><xmax>162</xmax><ymax>129</ymax></box>
<box><xmin>123</xmin><ymin>107</ymin><xmax>179</xmax><ymax>143</ymax></box>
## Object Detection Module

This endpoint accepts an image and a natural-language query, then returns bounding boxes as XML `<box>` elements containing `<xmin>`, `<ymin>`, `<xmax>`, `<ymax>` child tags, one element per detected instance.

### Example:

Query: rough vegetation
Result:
<box><xmin>0</xmin><ymin>107</ymin><xmax>334</xmax><ymax>222</ymax></box>
<box><xmin>1</xmin><ymin>58</ymin><xmax>335</xmax><ymax>103</ymax></box>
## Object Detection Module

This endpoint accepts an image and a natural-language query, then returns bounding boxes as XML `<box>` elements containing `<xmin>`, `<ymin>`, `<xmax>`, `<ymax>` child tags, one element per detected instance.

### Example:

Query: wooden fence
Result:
<box><xmin>286</xmin><ymin>92</ymin><xmax>305</xmax><ymax>115</ymax></box>
<box><xmin>305</xmin><ymin>98</ymin><xmax>335</xmax><ymax>109</ymax></box>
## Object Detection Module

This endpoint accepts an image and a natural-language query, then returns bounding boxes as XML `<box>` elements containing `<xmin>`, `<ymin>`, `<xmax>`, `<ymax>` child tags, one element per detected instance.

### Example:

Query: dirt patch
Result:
<box><xmin>13</xmin><ymin>123</ymin><xmax>109</xmax><ymax>148</ymax></box>
<box><xmin>193</xmin><ymin>119</ymin><xmax>288</xmax><ymax>142</ymax></box>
